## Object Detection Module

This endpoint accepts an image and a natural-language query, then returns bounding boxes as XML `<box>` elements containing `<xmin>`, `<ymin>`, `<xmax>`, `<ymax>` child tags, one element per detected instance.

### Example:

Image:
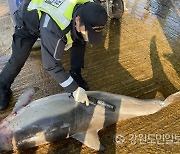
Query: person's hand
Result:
<box><xmin>73</xmin><ymin>87</ymin><xmax>89</xmax><ymax>106</ymax></box>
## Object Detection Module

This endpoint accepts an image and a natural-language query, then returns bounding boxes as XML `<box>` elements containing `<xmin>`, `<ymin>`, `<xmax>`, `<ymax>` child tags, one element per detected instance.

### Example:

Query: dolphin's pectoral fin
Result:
<box><xmin>72</xmin><ymin>130</ymin><xmax>105</xmax><ymax>151</ymax></box>
<box><xmin>12</xmin><ymin>87</ymin><xmax>38</xmax><ymax>113</ymax></box>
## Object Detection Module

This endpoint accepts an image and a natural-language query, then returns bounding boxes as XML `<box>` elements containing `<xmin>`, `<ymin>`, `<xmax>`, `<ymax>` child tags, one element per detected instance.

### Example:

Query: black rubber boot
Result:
<box><xmin>0</xmin><ymin>83</ymin><xmax>12</xmax><ymax>110</ymax></box>
<box><xmin>70</xmin><ymin>69</ymin><xmax>89</xmax><ymax>91</ymax></box>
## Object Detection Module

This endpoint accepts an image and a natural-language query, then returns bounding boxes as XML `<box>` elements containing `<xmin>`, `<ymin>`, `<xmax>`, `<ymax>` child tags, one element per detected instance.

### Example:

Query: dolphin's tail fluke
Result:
<box><xmin>163</xmin><ymin>91</ymin><xmax>180</xmax><ymax>107</ymax></box>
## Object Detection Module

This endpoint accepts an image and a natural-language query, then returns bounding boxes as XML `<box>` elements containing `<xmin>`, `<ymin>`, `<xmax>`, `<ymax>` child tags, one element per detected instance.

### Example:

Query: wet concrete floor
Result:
<box><xmin>0</xmin><ymin>0</ymin><xmax>180</xmax><ymax>153</ymax></box>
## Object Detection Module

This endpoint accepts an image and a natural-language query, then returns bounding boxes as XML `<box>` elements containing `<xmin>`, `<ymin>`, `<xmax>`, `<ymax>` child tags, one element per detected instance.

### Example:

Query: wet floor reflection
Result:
<box><xmin>149</xmin><ymin>0</ymin><xmax>180</xmax><ymax>77</ymax></box>
<box><xmin>149</xmin><ymin>0</ymin><xmax>180</xmax><ymax>41</ymax></box>
<box><xmin>124</xmin><ymin>0</ymin><xmax>180</xmax><ymax>79</ymax></box>
<box><xmin>124</xmin><ymin>0</ymin><xmax>180</xmax><ymax>41</ymax></box>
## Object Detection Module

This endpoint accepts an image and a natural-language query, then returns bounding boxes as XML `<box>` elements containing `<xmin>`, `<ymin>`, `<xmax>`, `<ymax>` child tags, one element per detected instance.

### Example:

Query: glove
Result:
<box><xmin>73</xmin><ymin>87</ymin><xmax>89</xmax><ymax>106</ymax></box>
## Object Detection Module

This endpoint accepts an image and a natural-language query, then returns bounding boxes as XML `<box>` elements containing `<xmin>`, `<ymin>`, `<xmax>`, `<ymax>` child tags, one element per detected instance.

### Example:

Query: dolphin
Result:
<box><xmin>0</xmin><ymin>88</ymin><xmax>179</xmax><ymax>152</ymax></box>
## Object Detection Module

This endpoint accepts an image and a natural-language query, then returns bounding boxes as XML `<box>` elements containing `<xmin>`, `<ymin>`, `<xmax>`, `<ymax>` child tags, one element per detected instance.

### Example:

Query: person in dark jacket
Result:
<box><xmin>0</xmin><ymin>0</ymin><xmax>107</xmax><ymax>110</ymax></box>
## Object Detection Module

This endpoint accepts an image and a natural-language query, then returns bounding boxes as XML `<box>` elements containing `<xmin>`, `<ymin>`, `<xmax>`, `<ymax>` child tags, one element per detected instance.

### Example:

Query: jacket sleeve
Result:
<box><xmin>40</xmin><ymin>13</ymin><xmax>78</xmax><ymax>93</ymax></box>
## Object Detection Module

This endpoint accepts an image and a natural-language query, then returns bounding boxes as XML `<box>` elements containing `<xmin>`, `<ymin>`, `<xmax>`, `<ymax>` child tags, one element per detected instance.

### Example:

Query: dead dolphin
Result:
<box><xmin>0</xmin><ymin>88</ymin><xmax>179</xmax><ymax>151</ymax></box>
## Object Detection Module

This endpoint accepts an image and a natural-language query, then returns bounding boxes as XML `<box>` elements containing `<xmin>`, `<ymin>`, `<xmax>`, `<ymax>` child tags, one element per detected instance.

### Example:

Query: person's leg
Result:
<box><xmin>0</xmin><ymin>27</ymin><xmax>37</xmax><ymax>110</ymax></box>
<box><xmin>70</xmin><ymin>40</ymin><xmax>89</xmax><ymax>90</ymax></box>
<box><xmin>70</xmin><ymin>39</ymin><xmax>86</xmax><ymax>71</ymax></box>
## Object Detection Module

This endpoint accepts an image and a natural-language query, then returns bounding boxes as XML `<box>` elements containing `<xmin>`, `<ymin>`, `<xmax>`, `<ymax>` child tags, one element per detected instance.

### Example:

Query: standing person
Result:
<box><xmin>0</xmin><ymin>0</ymin><xmax>108</xmax><ymax>110</ymax></box>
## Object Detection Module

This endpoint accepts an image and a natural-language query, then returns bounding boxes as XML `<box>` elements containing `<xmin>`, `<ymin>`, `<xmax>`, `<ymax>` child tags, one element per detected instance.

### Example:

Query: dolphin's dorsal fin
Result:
<box><xmin>12</xmin><ymin>87</ymin><xmax>39</xmax><ymax>113</ymax></box>
<box><xmin>72</xmin><ymin>130</ymin><xmax>105</xmax><ymax>151</ymax></box>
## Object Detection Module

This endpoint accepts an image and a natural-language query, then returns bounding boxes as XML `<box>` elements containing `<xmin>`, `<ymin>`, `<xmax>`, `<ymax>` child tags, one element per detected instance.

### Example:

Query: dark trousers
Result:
<box><xmin>71</xmin><ymin>40</ymin><xmax>86</xmax><ymax>71</ymax></box>
<box><xmin>0</xmin><ymin>21</ymin><xmax>86</xmax><ymax>89</ymax></box>
<box><xmin>0</xmin><ymin>28</ymin><xmax>38</xmax><ymax>87</ymax></box>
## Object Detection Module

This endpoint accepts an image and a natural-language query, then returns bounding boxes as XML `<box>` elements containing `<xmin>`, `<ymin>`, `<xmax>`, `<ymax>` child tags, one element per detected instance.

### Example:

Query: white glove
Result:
<box><xmin>73</xmin><ymin>87</ymin><xmax>89</xmax><ymax>106</ymax></box>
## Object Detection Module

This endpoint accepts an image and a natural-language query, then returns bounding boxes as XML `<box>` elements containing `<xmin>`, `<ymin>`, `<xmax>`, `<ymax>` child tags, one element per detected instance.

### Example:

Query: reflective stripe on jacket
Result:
<box><xmin>28</xmin><ymin>0</ymin><xmax>90</xmax><ymax>45</ymax></box>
